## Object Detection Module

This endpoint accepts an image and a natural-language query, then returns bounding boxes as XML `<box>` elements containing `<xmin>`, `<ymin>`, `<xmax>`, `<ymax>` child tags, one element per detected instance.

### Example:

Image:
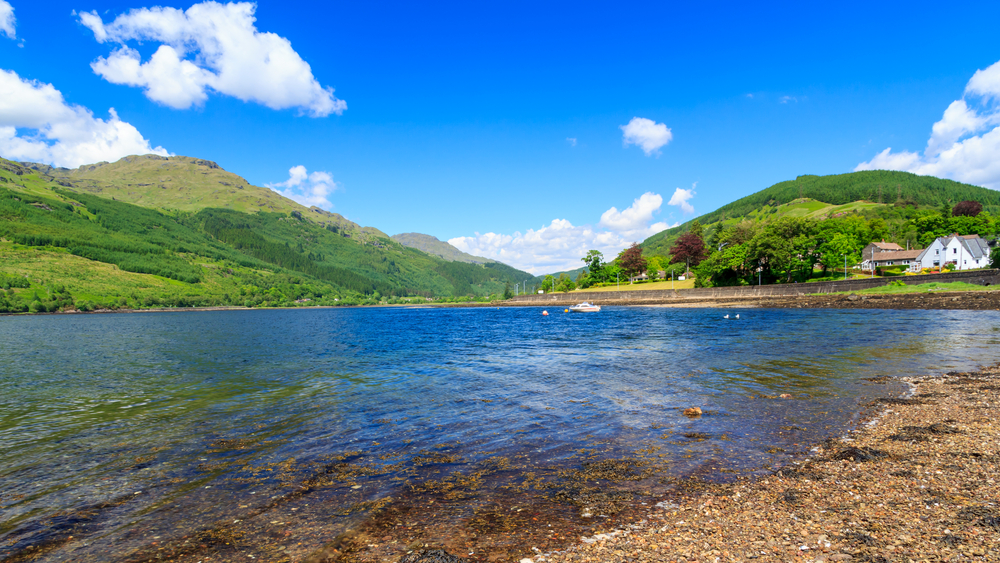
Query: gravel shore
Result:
<box><xmin>505</xmin><ymin>364</ymin><xmax>1000</xmax><ymax>563</ymax></box>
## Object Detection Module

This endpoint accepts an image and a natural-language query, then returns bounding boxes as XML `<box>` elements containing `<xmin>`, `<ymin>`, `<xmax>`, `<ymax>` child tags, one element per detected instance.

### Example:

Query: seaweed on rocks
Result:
<box><xmin>871</xmin><ymin>397</ymin><xmax>925</xmax><ymax>406</ymax></box>
<box><xmin>399</xmin><ymin>549</ymin><xmax>471</xmax><ymax>563</ymax></box>
<box><xmin>832</xmin><ymin>446</ymin><xmax>888</xmax><ymax>462</ymax></box>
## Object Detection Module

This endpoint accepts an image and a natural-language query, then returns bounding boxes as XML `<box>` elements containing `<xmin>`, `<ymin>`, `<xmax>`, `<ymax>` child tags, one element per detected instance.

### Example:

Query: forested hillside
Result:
<box><xmin>642</xmin><ymin>170</ymin><xmax>1000</xmax><ymax>257</ymax></box>
<box><xmin>0</xmin><ymin>157</ymin><xmax>535</xmax><ymax>313</ymax></box>
<box><xmin>635</xmin><ymin>171</ymin><xmax>1000</xmax><ymax>289</ymax></box>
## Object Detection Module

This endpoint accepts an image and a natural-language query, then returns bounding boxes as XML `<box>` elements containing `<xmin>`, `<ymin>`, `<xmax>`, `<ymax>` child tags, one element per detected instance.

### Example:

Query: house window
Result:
<box><xmin>953</xmin><ymin>248</ymin><xmax>957</xmax><ymax>254</ymax></box>
<box><xmin>936</xmin><ymin>249</ymin><xmax>939</xmax><ymax>254</ymax></box>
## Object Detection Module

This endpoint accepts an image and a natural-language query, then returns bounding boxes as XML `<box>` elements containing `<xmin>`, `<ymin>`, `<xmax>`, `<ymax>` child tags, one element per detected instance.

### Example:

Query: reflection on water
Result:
<box><xmin>1</xmin><ymin>307</ymin><xmax>998</xmax><ymax>561</ymax></box>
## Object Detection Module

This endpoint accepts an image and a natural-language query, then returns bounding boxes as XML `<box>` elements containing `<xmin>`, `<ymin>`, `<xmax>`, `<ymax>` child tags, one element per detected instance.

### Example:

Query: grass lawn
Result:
<box><xmin>817</xmin><ymin>282</ymin><xmax>995</xmax><ymax>296</ymax></box>
<box><xmin>548</xmin><ymin>279</ymin><xmax>697</xmax><ymax>294</ymax></box>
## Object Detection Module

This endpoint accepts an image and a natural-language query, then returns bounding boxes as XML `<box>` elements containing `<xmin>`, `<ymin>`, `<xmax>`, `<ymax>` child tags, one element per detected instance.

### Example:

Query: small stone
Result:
<box><xmin>683</xmin><ymin>407</ymin><xmax>702</xmax><ymax>417</ymax></box>
<box><xmin>780</xmin><ymin>394</ymin><xmax>792</xmax><ymax>399</ymax></box>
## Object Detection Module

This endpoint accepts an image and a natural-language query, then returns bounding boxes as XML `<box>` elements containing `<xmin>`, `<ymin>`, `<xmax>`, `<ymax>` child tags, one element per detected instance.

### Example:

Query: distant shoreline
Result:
<box><xmin>4</xmin><ymin>288</ymin><xmax>1000</xmax><ymax>317</ymax></box>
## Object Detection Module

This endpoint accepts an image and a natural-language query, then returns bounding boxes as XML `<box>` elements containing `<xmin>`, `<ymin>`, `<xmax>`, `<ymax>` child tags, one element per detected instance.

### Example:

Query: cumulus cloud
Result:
<box><xmin>779</xmin><ymin>95</ymin><xmax>797</xmax><ymax>104</ymax></box>
<box><xmin>566</xmin><ymin>137</ymin><xmax>577</xmax><ymax>147</ymax></box>
<box><xmin>79</xmin><ymin>2</ymin><xmax>345</xmax><ymax>116</ymax></box>
<box><xmin>667</xmin><ymin>184</ymin><xmax>696</xmax><ymax>214</ymax></box>
<box><xmin>0</xmin><ymin>68</ymin><xmax>169</xmax><ymax>167</ymax></box>
<box><xmin>449</xmin><ymin>193</ymin><xmax>674</xmax><ymax>274</ymax></box>
<box><xmin>598</xmin><ymin>192</ymin><xmax>669</xmax><ymax>240</ymax></box>
<box><xmin>620</xmin><ymin>117</ymin><xmax>672</xmax><ymax>156</ymax></box>
<box><xmin>855</xmin><ymin>58</ymin><xmax>1000</xmax><ymax>190</ymax></box>
<box><xmin>0</xmin><ymin>1</ymin><xmax>14</xmax><ymax>39</ymax></box>
<box><xmin>266</xmin><ymin>165</ymin><xmax>338</xmax><ymax>209</ymax></box>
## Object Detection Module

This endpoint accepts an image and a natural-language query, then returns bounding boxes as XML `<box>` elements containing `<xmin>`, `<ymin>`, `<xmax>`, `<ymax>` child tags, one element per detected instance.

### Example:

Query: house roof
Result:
<box><xmin>872</xmin><ymin>249</ymin><xmax>923</xmax><ymax>261</ymax></box>
<box><xmin>867</xmin><ymin>241</ymin><xmax>904</xmax><ymax>251</ymax></box>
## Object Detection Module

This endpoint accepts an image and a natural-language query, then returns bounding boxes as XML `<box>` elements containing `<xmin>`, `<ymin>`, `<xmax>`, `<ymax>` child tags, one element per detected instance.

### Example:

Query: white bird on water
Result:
<box><xmin>735</xmin><ymin>313</ymin><xmax>740</xmax><ymax>319</ymax></box>
<box><xmin>723</xmin><ymin>314</ymin><xmax>730</xmax><ymax>319</ymax></box>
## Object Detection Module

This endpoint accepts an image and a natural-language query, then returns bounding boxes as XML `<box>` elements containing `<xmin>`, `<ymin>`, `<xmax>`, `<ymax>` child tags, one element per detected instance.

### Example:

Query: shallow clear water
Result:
<box><xmin>1</xmin><ymin>306</ymin><xmax>998</xmax><ymax>560</ymax></box>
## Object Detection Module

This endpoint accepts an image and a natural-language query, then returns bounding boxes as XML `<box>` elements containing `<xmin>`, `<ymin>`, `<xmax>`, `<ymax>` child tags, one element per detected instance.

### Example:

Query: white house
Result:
<box><xmin>910</xmin><ymin>234</ymin><xmax>992</xmax><ymax>272</ymax></box>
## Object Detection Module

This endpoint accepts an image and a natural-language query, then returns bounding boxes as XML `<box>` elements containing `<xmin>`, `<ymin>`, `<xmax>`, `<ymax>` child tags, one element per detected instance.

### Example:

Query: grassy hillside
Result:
<box><xmin>0</xmin><ymin>158</ymin><xmax>536</xmax><ymax>311</ymax></box>
<box><xmin>642</xmin><ymin>170</ymin><xmax>1000</xmax><ymax>257</ymax></box>
<box><xmin>391</xmin><ymin>232</ymin><xmax>492</xmax><ymax>264</ymax></box>
<box><xmin>13</xmin><ymin>155</ymin><xmax>389</xmax><ymax>241</ymax></box>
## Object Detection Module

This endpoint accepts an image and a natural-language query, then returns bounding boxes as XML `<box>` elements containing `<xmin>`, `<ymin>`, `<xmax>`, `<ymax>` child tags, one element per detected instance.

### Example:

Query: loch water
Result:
<box><xmin>1</xmin><ymin>306</ymin><xmax>999</xmax><ymax>561</ymax></box>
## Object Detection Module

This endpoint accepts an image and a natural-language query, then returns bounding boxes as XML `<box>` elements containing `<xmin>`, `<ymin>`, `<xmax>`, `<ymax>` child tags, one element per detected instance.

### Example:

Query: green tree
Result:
<box><xmin>818</xmin><ymin>232</ymin><xmax>861</xmax><ymax>274</ymax></box>
<box><xmin>688</xmin><ymin>219</ymin><xmax>704</xmax><ymax>240</ymax></box>
<box><xmin>503</xmin><ymin>282</ymin><xmax>513</xmax><ymax>300</ymax></box>
<box><xmin>541</xmin><ymin>274</ymin><xmax>555</xmax><ymax>293</ymax></box>
<box><xmin>645</xmin><ymin>256</ymin><xmax>663</xmax><ymax>280</ymax></box>
<box><xmin>581</xmin><ymin>250</ymin><xmax>605</xmax><ymax>283</ymax></box>
<box><xmin>555</xmin><ymin>273</ymin><xmax>576</xmax><ymax>292</ymax></box>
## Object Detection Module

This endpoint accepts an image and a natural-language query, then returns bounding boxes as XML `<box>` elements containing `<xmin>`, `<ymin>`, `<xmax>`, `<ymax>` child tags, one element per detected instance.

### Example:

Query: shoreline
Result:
<box><xmin>504</xmin><ymin>364</ymin><xmax>1000</xmax><ymax>563</ymax></box>
<box><xmin>3</xmin><ymin>289</ymin><xmax>1000</xmax><ymax>318</ymax></box>
<box><xmin>5</xmin><ymin>362</ymin><xmax>997</xmax><ymax>562</ymax></box>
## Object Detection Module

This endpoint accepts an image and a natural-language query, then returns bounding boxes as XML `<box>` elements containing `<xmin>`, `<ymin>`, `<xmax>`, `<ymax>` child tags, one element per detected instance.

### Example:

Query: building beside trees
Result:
<box><xmin>910</xmin><ymin>234</ymin><xmax>992</xmax><ymax>271</ymax></box>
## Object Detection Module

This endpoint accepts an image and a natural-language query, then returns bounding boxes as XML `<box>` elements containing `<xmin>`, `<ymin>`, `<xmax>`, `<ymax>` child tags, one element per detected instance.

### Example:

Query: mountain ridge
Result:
<box><xmin>0</xmin><ymin>154</ymin><xmax>536</xmax><ymax>309</ymax></box>
<box><xmin>390</xmin><ymin>232</ymin><xmax>492</xmax><ymax>264</ymax></box>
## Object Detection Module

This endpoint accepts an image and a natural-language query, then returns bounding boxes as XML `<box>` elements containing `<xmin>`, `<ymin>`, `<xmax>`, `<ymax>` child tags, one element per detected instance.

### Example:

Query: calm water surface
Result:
<box><xmin>1</xmin><ymin>306</ymin><xmax>999</xmax><ymax>561</ymax></box>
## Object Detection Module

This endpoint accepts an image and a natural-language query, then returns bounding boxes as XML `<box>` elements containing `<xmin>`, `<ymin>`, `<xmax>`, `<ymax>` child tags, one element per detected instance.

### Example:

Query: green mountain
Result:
<box><xmin>19</xmin><ymin>154</ymin><xmax>388</xmax><ymax>241</ymax></box>
<box><xmin>390</xmin><ymin>232</ymin><xmax>491</xmax><ymax>264</ymax></box>
<box><xmin>0</xmin><ymin>155</ymin><xmax>534</xmax><ymax>312</ymax></box>
<box><xmin>642</xmin><ymin>170</ymin><xmax>1000</xmax><ymax>257</ymax></box>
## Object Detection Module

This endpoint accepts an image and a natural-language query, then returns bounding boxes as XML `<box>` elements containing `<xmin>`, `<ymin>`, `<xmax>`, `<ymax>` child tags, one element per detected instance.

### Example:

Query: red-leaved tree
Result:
<box><xmin>669</xmin><ymin>231</ymin><xmax>707</xmax><ymax>268</ymax></box>
<box><xmin>618</xmin><ymin>243</ymin><xmax>647</xmax><ymax>280</ymax></box>
<box><xmin>952</xmin><ymin>200</ymin><xmax>983</xmax><ymax>217</ymax></box>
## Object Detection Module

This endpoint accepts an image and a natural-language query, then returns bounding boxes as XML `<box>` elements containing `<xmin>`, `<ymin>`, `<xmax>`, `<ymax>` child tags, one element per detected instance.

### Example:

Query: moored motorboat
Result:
<box><xmin>568</xmin><ymin>302</ymin><xmax>601</xmax><ymax>312</ymax></box>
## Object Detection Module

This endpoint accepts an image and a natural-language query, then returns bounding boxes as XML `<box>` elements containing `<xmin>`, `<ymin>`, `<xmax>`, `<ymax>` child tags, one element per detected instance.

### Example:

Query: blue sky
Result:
<box><xmin>2</xmin><ymin>1</ymin><xmax>999</xmax><ymax>273</ymax></box>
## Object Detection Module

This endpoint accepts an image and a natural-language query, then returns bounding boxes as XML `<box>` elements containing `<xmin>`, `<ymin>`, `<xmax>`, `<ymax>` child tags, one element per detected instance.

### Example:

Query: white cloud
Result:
<box><xmin>449</xmin><ymin>193</ymin><xmax>675</xmax><ymax>274</ymax></box>
<box><xmin>266</xmin><ymin>165</ymin><xmax>338</xmax><ymax>209</ymax></box>
<box><xmin>0</xmin><ymin>68</ymin><xmax>169</xmax><ymax>168</ymax></box>
<box><xmin>566</xmin><ymin>137</ymin><xmax>577</xmax><ymax>147</ymax></box>
<box><xmin>856</xmin><ymin>58</ymin><xmax>1000</xmax><ymax>190</ymax></box>
<box><xmin>779</xmin><ymin>95</ymin><xmax>797</xmax><ymax>104</ymax></box>
<box><xmin>598</xmin><ymin>192</ymin><xmax>669</xmax><ymax>239</ymax></box>
<box><xmin>620</xmin><ymin>117</ymin><xmax>672</xmax><ymax>156</ymax></box>
<box><xmin>0</xmin><ymin>1</ymin><xmax>14</xmax><ymax>39</ymax></box>
<box><xmin>667</xmin><ymin>184</ymin><xmax>696</xmax><ymax>214</ymax></box>
<box><xmin>80</xmin><ymin>2</ymin><xmax>345</xmax><ymax>117</ymax></box>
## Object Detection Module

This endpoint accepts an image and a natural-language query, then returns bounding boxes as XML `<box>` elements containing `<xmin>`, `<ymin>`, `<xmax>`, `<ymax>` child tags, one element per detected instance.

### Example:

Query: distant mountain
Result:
<box><xmin>20</xmin><ymin>154</ymin><xmax>388</xmax><ymax>242</ymax></box>
<box><xmin>642</xmin><ymin>170</ymin><xmax>1000</xmax><ymax>257</ymax></box>
<box><xmin>391</xmin><ymin>232</ymin><xmax>492</xmax><ymax>264</ymax></box>
<box><xmin>0</xmin><ymin>154</ymin><xmax>537</xmax><ymax>310</ymax></box>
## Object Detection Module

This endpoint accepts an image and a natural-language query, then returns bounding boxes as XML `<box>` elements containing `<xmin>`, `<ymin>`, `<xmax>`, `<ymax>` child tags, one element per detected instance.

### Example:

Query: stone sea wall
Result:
<box><xmin>506</xmin><ymin>268</ymin><xmax>1000</xmax><ymax>305</ymax></box>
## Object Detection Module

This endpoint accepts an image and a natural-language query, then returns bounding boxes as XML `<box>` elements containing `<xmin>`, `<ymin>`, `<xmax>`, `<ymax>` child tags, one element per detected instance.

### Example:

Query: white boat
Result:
<box><xmin>569</xmin><ymin>302</ymin><xmax>601</xmax><ymax>313</ymax></box>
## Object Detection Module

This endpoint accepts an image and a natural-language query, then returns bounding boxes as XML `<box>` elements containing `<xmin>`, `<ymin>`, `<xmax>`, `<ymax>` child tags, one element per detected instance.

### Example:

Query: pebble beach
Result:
<box><xmin>501</xmin><ymin>364</ymin><xmax>1000</xmax><ymax>563</ymax></box>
